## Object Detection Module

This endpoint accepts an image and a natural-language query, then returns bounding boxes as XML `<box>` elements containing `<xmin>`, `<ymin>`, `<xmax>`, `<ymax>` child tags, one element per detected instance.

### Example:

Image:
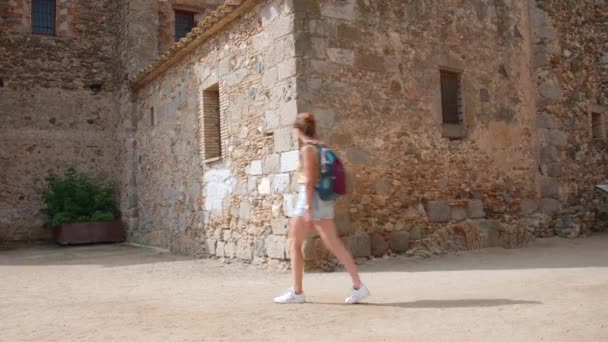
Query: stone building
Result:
<box><xmin>1</xmin><ymin>0</ymin><xmax>607</xmax><ymax>265</ymax></box>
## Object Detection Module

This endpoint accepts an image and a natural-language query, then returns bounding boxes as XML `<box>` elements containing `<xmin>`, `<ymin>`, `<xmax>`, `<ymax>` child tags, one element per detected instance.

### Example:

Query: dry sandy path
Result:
<box><xmin>1</xmin><ymin>235</ymin><xmax>608</xmax><ymax>342</ymax></box>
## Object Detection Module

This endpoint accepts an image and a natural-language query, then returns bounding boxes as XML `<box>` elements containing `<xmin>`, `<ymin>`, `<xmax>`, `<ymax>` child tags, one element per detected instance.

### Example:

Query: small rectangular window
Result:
<box><xmin>591</xmin><ymin>112</ymin><xmax>605</xmax><ymax>141</ymax></box>
<box><xmin>32</xmin><ymin>0</ymin><xmax>56</xmax><ymax>35</ymax></box>
<box><xmin>150</xmin><ymin>107</ymin><xmax>155</xmax><ymax>127</ymax></box>
<box><xmin>440</xmin><ymin>70</ymin><xmax>463</xmax><ymax>125</ymax></box>
<box><xmin>202</xmin><ymin>84</ymin><xmax>222</xmax><ymax>161</ymax></box>
<box><xmin>174</xmin><ymin>10</ymin><xmax>196</xmax><ymax>42</ymax></box>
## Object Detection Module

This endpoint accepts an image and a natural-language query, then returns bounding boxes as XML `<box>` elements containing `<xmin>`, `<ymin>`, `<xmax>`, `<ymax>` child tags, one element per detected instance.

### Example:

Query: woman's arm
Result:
<box><xmin>302</xmin><ymin>145</ymin><xmax>317</xmax><ymax>222</ymax></box>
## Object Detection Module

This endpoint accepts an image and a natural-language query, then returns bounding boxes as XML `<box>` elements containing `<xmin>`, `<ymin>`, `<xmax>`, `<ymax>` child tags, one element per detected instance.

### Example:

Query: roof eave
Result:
<box><xmin>130</xmin><ymin>0</ymin><xmax>259</xmax><ymax>91</ymax></box>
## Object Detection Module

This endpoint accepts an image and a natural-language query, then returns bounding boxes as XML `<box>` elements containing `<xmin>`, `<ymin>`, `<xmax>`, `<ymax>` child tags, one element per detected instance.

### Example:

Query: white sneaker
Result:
<box><xmin>345</xmin><ymin>284</ymin><xmax>370</xmax><ymax>304</ymax></box>
<box><xmin>274</xmin><ymin>288</ymin><xmax>306</xmax><ymax>304</ymax></box>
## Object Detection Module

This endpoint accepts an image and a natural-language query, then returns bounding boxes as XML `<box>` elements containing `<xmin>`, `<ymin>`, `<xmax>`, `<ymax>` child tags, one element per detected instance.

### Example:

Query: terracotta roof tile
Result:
<box><xmin>131</xmin><ymin>0</ymin><xmax>258</xmax><ymax>89</ymax></box>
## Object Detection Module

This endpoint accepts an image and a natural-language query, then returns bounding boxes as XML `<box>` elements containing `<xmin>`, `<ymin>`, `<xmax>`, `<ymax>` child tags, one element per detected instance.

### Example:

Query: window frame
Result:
<box><xmin>439</xmin><ymin>68</ymin><xmax>466</xmax><ymax>139</ymax></box>
<box><xmin>440</xmin><ymin>69</ymin><xmax>464</xmax><ymax>125</ymax></box>
<box><xmin>173</xmin><ymin>9</ymin><xmax>197</xmax><ymax>42</ymax></box>
<box><xmin>31</xmin><ymin>0</ymin><xmax>57</xmax><ymax>36</ymax></box>
<box><xmin>591</xmin><ymin>112</ymin><xmax>606</xmax><ymax>142</ymax></box>
<box><xmin>201</xmin><ymin>84</ymin><xmax>223</xmax><ymax>163</ymax></box>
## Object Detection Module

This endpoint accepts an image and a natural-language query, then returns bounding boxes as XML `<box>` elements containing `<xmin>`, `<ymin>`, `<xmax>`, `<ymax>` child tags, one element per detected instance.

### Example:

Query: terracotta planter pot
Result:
<box><xmin>53</xmin><ymin>220</ymin><xmax>125</xmax><ymax>245</ymax></box>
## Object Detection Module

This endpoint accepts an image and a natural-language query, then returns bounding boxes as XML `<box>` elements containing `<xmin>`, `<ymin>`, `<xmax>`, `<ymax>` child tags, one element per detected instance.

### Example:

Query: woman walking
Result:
<box><xmin>273</xmin><ymin>113</ymin><xmax>370</xmax><ymax>304</ymax></box>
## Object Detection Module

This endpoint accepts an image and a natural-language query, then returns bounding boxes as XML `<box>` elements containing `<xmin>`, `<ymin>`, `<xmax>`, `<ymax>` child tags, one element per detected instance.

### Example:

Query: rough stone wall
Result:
<box><xmin>291</xmin><ymin>0</ymin><xmax>540</xmax><ymax>259</ymax></box>
<box><xmin>114</xmin><ymin>0</ymin><xmax>146</xmax><ymax>238</ymax></box>
<box><xmin>125</xmin><ymin>0</ymin><xmax>161</xmax><ymax>76</ymax></box>
<box><xmin>132</xmin><ymin>0</ymin><xmax>298</xmax><ymax>259</ymax></box>
<box><xmin>0</xmin><ymin>0</ymin><xmax>125</xmax><ymax>240</ymax></box>
<box><xmin>3</xmin><ymin>0</ymin><xmax>605</xmax><ymax>264</ymax></box>
<box><xmin>530</xmin><ymin>0</ymin><xmax>608</xmax><ymax>237</ymax></box>
<box><xmin>132</xmin><ymin>0</ymin><xmax>605</xmax><ymax>265</ymax></box>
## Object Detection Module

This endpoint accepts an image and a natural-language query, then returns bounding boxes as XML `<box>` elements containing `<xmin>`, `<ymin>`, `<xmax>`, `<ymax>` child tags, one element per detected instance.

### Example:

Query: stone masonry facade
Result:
<box><xmin>293</xmin><ymin>0</ymin><xmax>541</xmax><ymax>262</ymax></box>
<box><xmin>0</xmin><ymin>0</ymin><xmax>125</xmax><ymax>240</ymax></box>
<box><xmin>1</xmin><ymin>0</ymin><xmax>607</xmax><ymax>267</ymax></box>
<box><xmin>529</xmin><ymin>0</ymin><xmax>608</xmax><ymax>238</ymax></box>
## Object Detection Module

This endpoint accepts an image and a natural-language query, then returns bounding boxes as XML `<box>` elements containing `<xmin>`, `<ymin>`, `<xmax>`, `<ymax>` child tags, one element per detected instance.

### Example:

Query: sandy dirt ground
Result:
<box><xmin>1</xmin><ymin>234</ymin><xmax>608</xmax><ymax>342</ymax></box>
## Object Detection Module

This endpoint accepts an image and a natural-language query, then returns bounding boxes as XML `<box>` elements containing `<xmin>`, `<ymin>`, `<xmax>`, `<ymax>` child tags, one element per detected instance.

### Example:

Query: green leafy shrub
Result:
<box><xmin>40</xmin><ymin>168</ymin><xmax>118</xmax><ymax>226</ymax></box>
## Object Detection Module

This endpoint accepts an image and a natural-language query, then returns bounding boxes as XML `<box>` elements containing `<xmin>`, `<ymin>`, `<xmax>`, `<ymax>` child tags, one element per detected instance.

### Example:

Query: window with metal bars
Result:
<box><xmin>174</xmin><ymin>10</ymin><xmax>196</xmax><ymax>42</ymax></box>
<box><xmin>440</xmin><ymin>70</ymin><xmax>463</xmax><ymax>125</ymax></box>
<box><xmin>32</xmin><ymin>0</ymin><xmax>56</xmax><ymax>35</ymax></box>
<box><xmin>591</xmin><ymin>112</ymin><xmax>606</xmax><ymax>141</ymax></box>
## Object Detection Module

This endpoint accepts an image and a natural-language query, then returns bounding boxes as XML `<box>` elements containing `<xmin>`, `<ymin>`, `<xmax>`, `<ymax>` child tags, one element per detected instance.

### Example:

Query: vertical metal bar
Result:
<box><xmin>174</xmin><ymin>11</ymin><xmax>195</xmax><ymax>42</ymax></box>
<box><xmin>32</xmin><ymin>0</ymin><xmax>55</xmax><ymax>34</ymax></box>
<box><xmin>440</xmin><ymin>70</ymin><xmax>462</xmax><ymax>125</ymax></box>
<box><xmin>450</xmin><ymin>72</ymin><xmax>459</xmax><ymax>124</ymax></box>
<box><xmin>441</xmin><ymin>71</ymin><xmax>448</xmax><ymax>124</ymax></box>
<box><xmin>592</xmin><ymin>113</ymin><xmax>604</xmax><ymax>140</ymax></box>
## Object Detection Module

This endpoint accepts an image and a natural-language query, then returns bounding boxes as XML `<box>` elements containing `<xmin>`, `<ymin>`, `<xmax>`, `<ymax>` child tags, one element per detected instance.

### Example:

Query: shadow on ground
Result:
<box><xmin>0</xmin><ymin>242</ymin><xmax>188</xmax><ymax>268</ymax></box>
<box><xmin>309</xmin><ymin>298</ymin><xmax>542</xmax><ymax>309</ymax></box>
<box><xmin>357</xmin><ymin>233</ymin><xmax>608</xmax><ymax>273</ymax></box>
<box><xmin>2</xmin><ymin>233</ymin><xmax>608</xmax><ymax>271</ymax></box>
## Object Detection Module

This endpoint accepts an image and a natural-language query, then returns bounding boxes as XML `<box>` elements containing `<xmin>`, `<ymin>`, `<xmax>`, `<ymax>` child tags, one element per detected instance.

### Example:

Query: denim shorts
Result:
<box><xmin>292</xmin><ymin>185</ymin><xmax>335</xmax><ymax>220</ymax></box>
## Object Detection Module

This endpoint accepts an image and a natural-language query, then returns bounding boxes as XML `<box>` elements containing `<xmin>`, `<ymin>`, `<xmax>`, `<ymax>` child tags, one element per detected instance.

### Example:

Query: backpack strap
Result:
<box><xmin>318</xmin><ymin>146</ymin><xmax>327</xmax><ymax>174</ymax></box>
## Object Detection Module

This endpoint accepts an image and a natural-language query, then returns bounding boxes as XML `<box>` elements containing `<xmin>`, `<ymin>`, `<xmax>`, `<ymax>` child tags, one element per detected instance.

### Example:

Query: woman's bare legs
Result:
<box><xmin>314</xmin><ymin>219</ymin><xmax>362</xmax><ymax>289</ymax></box>
<box><xmin>288</xmin><ymin>217</ymin><xmax>310</xmax><ymax>294</ymax></box>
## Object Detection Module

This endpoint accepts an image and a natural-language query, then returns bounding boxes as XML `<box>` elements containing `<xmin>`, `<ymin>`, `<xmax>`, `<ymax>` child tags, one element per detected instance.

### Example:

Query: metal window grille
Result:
<box><xmin>591</xmin><ymin>112</ymin><xmax>606</xmax><ymax>141</ymax></box>
<box><xmin>32</xmin><ymin>0</ymin><xmax>56</xmax><ymax>34</ymax></box>
<box><xmin>174</xmin><ymin>11</ymin><xmax>195</xmax><ymax>42</ymax></box>
<box><xmin>440</xmin><ymin>70</ymin><xmax>463</xmax><ymax>125</ymax></box>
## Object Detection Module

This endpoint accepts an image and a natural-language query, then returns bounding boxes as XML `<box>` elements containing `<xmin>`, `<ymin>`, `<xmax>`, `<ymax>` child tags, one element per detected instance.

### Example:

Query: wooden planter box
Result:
<box><xmin>53</xmin><ymin>220</ymin><xmax>125</xmax><ymax>245</ymax></box>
